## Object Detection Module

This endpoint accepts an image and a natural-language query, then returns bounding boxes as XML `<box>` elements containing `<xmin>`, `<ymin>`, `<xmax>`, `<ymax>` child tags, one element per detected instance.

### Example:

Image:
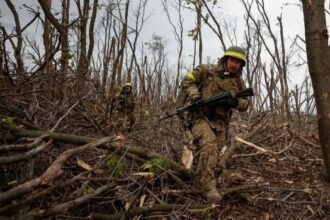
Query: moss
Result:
<box><xmin>141</xmin><ymin>157</ymin><xmax>171</xmax><ymax>175</ymax></box>
<box><xmin>106</xmin><ymin>156</ymin><xmax>128</xmax><ymax>177</ymax></box>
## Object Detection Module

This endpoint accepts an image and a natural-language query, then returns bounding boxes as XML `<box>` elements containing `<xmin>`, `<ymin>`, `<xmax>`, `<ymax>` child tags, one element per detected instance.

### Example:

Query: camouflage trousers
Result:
<box><xmin>117</xmin><ymin>111</ymin><xmax>135</xmax><ymax>131</ymax></box>
<box><xmin>191</xmin><ymin>117</ymin><xmax>227</xmax><ymax>191</ymax></box>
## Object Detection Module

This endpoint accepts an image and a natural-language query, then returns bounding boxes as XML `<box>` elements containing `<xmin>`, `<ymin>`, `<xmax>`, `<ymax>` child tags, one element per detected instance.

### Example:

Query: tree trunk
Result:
<box><xmin>87</xmin><ymin>0</ymin><xmax>98</xmax><ymax>64</ymax></box>
<box><xmin>302</xmin><ymin>0</ymin><xmax>330</xmax><ymax>180</ymax></box>
<box><xmin>77</xmin><ymin>0</ymin><xmax>90</xmax><ymax>79</ymax></box>
<box><xmin>117</xmin><ymin>0</ymin><xmax>130</xmax><ymax>84</ymax></box>
<box><xmin>4</xmin><ymin>0</ymin><xmax>25</xmax><ymax>76</ymax></box>
<box><xmin>60</xmin><ymin>0</ymin><xmax>70</xmax><ymax>75</ymax></box>
<box><xmin>42</xmin><ymin>0</ymin><xmax>55</xmax><ymax>99</ymax></box>
<box><xmin>38</xmin><ymin>0</ymin><xmax>70</xmax><ymax>101</ymax></box>
<box><xmin>196</xmin><ymin>0</ymin><xmax>203</xmax><ymax>65</ymax></box>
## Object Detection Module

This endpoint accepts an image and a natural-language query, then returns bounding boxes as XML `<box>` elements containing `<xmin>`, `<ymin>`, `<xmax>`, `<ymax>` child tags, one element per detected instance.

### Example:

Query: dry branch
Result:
<box><xmin>89</xmin><ymin>204</ymin><xmax>211</xmax><ymax>220</ymax></box>
<box><xmin>0</xmin><ymin>134</ymin><xmax>49</xmax><ymax>152</ymax></box>
<box><xmin>0</xmin><ymin>138</ymin><xmax>52</xmax><ymax>165</ymax></box>
<box><xmin>0</xmin><ymin>136</ymin><xmax>113</xmax><ymax>205</ymax></box>
<box><xmin>23</xmin><ymin>183</ymin><xmax>116</xmax><ymax>219</ymax></box>
<box><xmin>6</xmin><ymin>125</ymin><xmax>192</xmax><ymax>178</ymax></box>
<box><xmin>0</xmin><ymin>172</ymin><xmax>88</xmax><ymax>215</ymax></box>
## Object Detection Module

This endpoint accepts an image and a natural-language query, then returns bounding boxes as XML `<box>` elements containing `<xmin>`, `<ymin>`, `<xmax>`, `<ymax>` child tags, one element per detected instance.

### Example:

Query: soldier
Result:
<box><xmin>178</xmin><ymin>46</ymin><xmax>249</xmax><ymax>202</ymax></box>
<box><xmin>115</xmin><ymin>82</ymin><xmax>136</xmax><ymax>132</ymax></box>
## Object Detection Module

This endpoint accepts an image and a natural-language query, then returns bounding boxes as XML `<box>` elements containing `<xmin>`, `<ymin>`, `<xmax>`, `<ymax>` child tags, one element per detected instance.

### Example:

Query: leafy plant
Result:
<box><xmin>141</xmin><ymin>158</ymin><xmax>171</xmax><ymax>175</ymax></box>
<box><xmin>106</xmin><ymin>156</ymin><xmax>128</xmax><ymax>177</ymax></box>
<box><xmin>143</xmin><ymin>110</ymin><xmax>153</xmax><ymax>121</ymax></box>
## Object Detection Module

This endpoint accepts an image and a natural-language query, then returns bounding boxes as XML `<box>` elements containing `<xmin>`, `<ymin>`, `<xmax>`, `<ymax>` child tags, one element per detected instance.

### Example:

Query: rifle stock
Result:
<box><xmin>160</xmin><ymin>88</ymin><xmax>254</xmax><ymax>120</ymax></box>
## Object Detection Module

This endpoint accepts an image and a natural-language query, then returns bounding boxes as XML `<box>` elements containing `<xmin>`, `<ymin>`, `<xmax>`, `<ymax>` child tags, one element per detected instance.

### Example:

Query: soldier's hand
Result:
<box><xmin>229</xmin><ymin>90</ymin><xmax>236</xmax><ymax>98</ymax></box>
<box><xmin>190</xmin><ymin>94</ymin><xmax>201</xmax><ymax>103</ymax></box>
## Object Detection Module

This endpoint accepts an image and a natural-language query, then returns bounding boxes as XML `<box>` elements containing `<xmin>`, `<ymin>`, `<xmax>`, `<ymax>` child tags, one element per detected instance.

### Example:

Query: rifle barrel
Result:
<box><xmin>159</xmin><ymin>88</ymin><xmax>254</xmax><ymax>121</ymax></box>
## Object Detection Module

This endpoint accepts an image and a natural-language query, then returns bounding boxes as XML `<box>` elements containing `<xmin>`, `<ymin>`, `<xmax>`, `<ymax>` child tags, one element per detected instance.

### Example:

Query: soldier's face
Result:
<box><xmin>124</xmin><ymin>86</ymin><xmax>131</xmax><ymax>93</ymax></box>
<box><xmin>226</xmin><ymin>57</ymin><xmax>242</xmax><ymax>73</ymax></box>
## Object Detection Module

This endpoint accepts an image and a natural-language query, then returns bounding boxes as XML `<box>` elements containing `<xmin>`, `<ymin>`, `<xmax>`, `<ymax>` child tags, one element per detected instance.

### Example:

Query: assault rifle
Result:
<box><xmin>160</xmin><ymin>88</ymin><xmax>254</xmax><ymax>120</ymax></box>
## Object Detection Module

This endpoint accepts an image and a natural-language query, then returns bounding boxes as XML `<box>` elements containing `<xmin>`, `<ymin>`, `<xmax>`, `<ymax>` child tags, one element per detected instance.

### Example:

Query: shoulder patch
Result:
<box><xmin>187</xmin><ymin>71</ymin><xmax>196</xmax><ymax>82</ymax></box>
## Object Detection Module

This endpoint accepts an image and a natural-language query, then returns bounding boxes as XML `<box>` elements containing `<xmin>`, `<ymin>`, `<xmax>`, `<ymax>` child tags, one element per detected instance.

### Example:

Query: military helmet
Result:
<box><xmin>223</xmin><ymin>46</ymin><xmax>247</xmax><ymax>67</ymax></box>
<box><xmin>123</xmin><ymin>82</ymin><xmax>132</xmax><ymax>88</ymax></box>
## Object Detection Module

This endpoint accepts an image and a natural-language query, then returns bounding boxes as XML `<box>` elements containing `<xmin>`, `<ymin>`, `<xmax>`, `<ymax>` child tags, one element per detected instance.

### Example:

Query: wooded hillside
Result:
<box><xmin>0</xmin><ymin>0</ymin><xmax>329</xmax><ymax>219</ymax></box>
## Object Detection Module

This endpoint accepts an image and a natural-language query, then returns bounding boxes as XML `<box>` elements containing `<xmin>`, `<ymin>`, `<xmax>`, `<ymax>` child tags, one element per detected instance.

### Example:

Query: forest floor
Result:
<box><xmin>0</xmin><ymin>99</ymin><xmax>329</xmax><ymax>219</ymax></box>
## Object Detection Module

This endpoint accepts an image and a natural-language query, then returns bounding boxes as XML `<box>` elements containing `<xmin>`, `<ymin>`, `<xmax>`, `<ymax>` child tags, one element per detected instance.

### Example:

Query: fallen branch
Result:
<box><xmin>0</xmin><ymin>136</ymin><xmax>113</xmax><ymax>205</ymax></box>
<box><xmin>0</xmin><ymin>138</ymin><xmax>52</xmax><ymax>165</ymax></box>
<box><xmin>235</xmin><ymin>136</ymin><xmax>295</xmax><ymax>155</ymax></box>
<box><xmin>235</xmin><ymin>136</ymin><xmax>270</xmax><ymax>153</ymax></box>
<box><xmin>6</xmin><ymin>125</ymin><xmax>192</xmax><ymax>178</ymax></box>
<box><xmin>89</xmin><ymin>204</ymin><xmax>212</xmax><ymax>220</ymax></box>
<box><xmin>23</xmin><ymin>183</ymin><xmax>116</xmax><ymax>220</ymax></box>
<box><xmin>0</xmin><ymin>134</ymin><xmax>49</xmax><ymax>152</ymax></box>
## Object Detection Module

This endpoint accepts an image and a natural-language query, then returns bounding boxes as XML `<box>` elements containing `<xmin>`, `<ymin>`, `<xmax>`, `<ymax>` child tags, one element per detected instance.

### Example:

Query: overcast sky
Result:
<box><xmin>0</xmin><ymin>0</ymin><xmax>329</xmax><ymax>86</ymax></box>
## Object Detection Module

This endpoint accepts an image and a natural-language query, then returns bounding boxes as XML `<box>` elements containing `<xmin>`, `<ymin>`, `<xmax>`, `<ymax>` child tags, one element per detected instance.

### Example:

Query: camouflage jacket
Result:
<box><xmin>180</xmin><ymin>63</ymin><xmax>249</xmax><ymax>125</ymax></box>
<box><xmin>116</xmin><ymin>92</ymin><xmax>135</xmax><ymax>113</ymax></box>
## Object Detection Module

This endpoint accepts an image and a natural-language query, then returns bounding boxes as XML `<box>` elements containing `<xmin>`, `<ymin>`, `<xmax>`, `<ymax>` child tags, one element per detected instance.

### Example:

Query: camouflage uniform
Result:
<box><xmin>180</xmin><ymin>55</ymin><xmax>249</xmax><ymax>201</ymax></box>
<box><xmin>116</xmin><ymin>84</ymin><xmax>135</xmax><ymax>131</ymax></box>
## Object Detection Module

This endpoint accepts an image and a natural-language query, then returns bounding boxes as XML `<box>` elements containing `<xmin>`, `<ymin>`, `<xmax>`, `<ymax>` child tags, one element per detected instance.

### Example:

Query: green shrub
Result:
<box><xmin>106</xmin><ymin>156</ymin><xmax>128</xmax><ymax>177</ymax></box>
<box><xmin>141</xmin><ymin>158</ymin><xmax>171</xmax><ymax>175</ymax></box>
<box><xmin>143</xmin><ymin>110</ymin><xmax>153</xmax><ymax>121</ymax></box>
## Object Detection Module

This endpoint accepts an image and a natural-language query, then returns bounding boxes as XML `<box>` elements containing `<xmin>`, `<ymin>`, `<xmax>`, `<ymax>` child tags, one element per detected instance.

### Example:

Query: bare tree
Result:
<box><xmin>145</xmin><ymin>35</ymin><xmax>168</xmax><ymax>104</ymax></box>
<box><xmin>161</xmin><ymin>0</ymin><xmax>184</xmax><ymax>97</ymax></box>
<box><xmin>42</xmin><ymin>0</ymin><xmax>54</xmax><ymax>74</ymax></box>
<box><xmin>302</xmin><ymin>0</ymin><xmax>330</xmax><ymax>180</ymax></box>
<box><xmin>200</xmin><ymin>0</ymin><xmax>226</xmax><ymax>51</ymax></box>
<box><xmin>87</xmin><ymin>0</ymin><xmax>98</xmax><ymax>64</ymax></box>
<box><xmin>195</xmin><ymin>0</ymin><xmax>203</xmax><ymax>65</ymax></box>
<box><xmin>116</xmin><ymin>0</ymin><xmax>130</xmax><ymax>85</ymax></box>
<box><xmin>76</xmin><ymin>0</ymin><xmax>90</xmax><ymax>78</ymax></box>
<box><xmin>126</xmin><ymin>0</ymin><xmax>150</xmax><ymax>88</ymax></box>
<box><xmin>38</xmin><ymin>0</ymin><xmax>70</xmax><ymax>75</ymax></box>
<box><xmin>99</xmin><ymin>2</ymin><xmax>115</xmax><ymax>95</ymax></box>
<box><xmin>4</xmin><ymin>0</ymin><xmax>25</xmax><ymax>76</ymax></box>
<box><xmin>241</xmin><ymin>0</ymin><xmax>290</xmax><ymax>117</ymax></box>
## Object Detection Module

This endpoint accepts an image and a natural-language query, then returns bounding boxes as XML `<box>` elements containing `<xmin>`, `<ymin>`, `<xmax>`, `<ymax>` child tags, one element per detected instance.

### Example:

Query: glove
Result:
<box><xmin>192</xmin><ymin>95</ymin><xmax>201</xmax><ymax>102</ymax></box>
<box><xmin>191</xmin><ymin>96</ymin><xmax>204</xmax><ymax>107</ymax></box>
<box><xmin>222</xmin><ymin>97</ymin><xmax>239</xmax><ymax>108</ymax></box>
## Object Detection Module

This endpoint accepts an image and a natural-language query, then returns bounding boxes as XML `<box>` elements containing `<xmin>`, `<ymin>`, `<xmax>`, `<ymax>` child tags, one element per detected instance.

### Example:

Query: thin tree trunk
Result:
<box><xmin>87</xmin><ymin>0</ymin><xmax>98</xmax><ymax>64</ymax></box>
<box><xmin>4</xmin><ymin>0</ymin><xmax>25</xmax><ymax>76</ymax></box>
<box><xmin>77</xmin><ymin>0</ymin><xmax>90</xmax><ymax>79</ymax></box>
<box><xmin>117</xmin><ymin>0</ymin><xmax>130</xmax><ymax>84</ymax></box>
<box><xmin>302</xmin><ymin>0</ymin><xmax>330</xmax><ymax>180</ymax></box>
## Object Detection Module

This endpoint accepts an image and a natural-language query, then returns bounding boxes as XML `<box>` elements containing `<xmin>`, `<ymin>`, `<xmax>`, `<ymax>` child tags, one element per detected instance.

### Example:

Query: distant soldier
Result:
<box><xmin>115</xmin><ymin>83</ymin><xmax>136</xmax><ymax>131</ymax></box>
<box><xmin>177</xmin><ymin>46</ymin><xmax>250</xmax><ymax>202</ymax></box>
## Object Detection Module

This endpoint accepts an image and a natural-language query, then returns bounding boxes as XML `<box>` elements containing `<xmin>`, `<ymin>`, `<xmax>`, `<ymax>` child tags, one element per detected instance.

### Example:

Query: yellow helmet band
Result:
<box><xmin>224</xmin><ymin>51</ymin><xmax>246</xmax><ymax>61</ymax></box>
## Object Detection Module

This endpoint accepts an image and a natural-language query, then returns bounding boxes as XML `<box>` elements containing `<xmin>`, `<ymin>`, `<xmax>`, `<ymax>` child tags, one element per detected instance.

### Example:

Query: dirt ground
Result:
<box><xmin>0</xmin><ymin>104</ymin><xmax>329</xmax><ymax>219</ymax></box>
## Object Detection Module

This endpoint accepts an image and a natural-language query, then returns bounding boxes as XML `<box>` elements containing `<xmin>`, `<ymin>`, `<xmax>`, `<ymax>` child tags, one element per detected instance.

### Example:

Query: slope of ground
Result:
<box><xmin>0</xmin><ymin>97</ymin><xmax>329</xmax><ymax>219</ymax></box>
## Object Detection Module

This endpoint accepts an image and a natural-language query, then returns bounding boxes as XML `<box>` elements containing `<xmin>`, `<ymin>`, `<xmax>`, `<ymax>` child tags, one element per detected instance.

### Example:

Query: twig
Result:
<box><xmin>0</xmin><ymin>89</ymin><xmax>50</xmax><ymax>98</ymax></box>
<box><xmin>23</xmin><ymin>183</ymin><xmax>116</xmax><ymax>219</ymax></box>
<box><xmin>89</xmin><ymin>204</ymin><xmax>212</xmax><ymax>220</ymax></box>
<box><xmin>0</xmin><ymin>134</ymin><xmax>49</xmax><ymax>152</ymax></box>
<box><xmin>50</xmin><ymin>100</ymin><xmax>81</xmax><ymax>132</ymax></box>
<box><xmin>0</xmin><ymin>172</ymin><xmax>89</xmax><ymax>215</ymax></box>
<box><xmin>235</xmin><ymin>136</ymin><xmax>270</xmax><ymax>153</ymax></box>
<box><xmin>0</xmin><ymin>137</ymin><xmax>113</xmax><ymax>205</ymax></box>
<box><xmin>235</xmin><ymin>136</ymin><xmax>294</xmax><ymax>155</ymax></box>
<box><xmin>0</xmin><ymin>138</ymin><xmax>52</xmax><ymax>165</ymax></box>
<box><xmin>51</xmin><ymin>92</ymin><xmax>91</xmax><ymax>132</ymax></box>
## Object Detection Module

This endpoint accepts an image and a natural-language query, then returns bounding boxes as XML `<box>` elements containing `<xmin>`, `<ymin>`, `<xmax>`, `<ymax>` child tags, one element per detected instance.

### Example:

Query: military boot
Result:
<box><xmin>205</xmin><ymin>188</ymin><xmax>221</xmax><ymax>203</ymax></box>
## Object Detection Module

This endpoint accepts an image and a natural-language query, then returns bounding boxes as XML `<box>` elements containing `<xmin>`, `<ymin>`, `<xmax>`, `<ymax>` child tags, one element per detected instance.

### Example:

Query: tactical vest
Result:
<box><xmin>176</xmin><ymin>64</ymin><xmax>245</xmax><ymax>120</ymax></box>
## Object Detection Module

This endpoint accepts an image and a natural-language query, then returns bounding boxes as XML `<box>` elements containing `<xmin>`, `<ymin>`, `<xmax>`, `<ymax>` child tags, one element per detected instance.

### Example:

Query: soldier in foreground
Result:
<box><xmin>177</xmin><ymin>46</ymin><xmax>250</xmax><ymax>202</ymax></box>
<box><xmin>115</xmin><ymin>83</ymin><xmax>136</xmax><ymax>132</ymax></box>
